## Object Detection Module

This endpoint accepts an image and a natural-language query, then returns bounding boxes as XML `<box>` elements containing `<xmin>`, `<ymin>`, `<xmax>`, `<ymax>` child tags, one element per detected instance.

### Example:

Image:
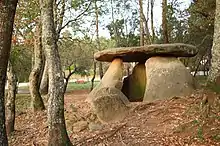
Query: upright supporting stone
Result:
<box><xmin>122</xmin><ymin>63</ymin><xmax>146</xmax><ymax>101</ymax></box>
<box><xmin>143</xmin><ymin>57</ymin><xmax>195</xmax><ymax>102</ymax></box>
<box><xmin>101</xmin><ymin>58</ymin><xmax>124</xmax><ymax>89</ymax></box>
<box><xmin>87</xmin><ymin>58</ymin><xmax>130</xmax><ymax>123</ymax></box>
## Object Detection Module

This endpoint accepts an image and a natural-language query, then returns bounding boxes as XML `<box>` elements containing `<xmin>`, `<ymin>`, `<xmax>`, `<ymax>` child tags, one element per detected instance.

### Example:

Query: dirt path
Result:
<box><xmin>9</xmin><ymin>90</ymin><xmax>220</xmax><ymax>146</ymax></box>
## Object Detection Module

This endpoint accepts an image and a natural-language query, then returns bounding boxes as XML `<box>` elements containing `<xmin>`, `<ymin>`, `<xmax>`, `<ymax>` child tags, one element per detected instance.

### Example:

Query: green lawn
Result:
<box><xmin>15</xmin><ymin>94</ymin><xmax>31</xmax><ymax>112</ymax></box>
<box><xmin>195</xmin><ymin>75</ymin><xmax>220</xmax><ymax>93</ymax></box>
<box><xmin>66</xmin><ymin>81</ymin><xmax>99</xmax><ymax>91</ymax></box>
<box><xmin>17</xmin><ymin>81</ymin><xmax>99</xmax><ymax>92</ymax></box>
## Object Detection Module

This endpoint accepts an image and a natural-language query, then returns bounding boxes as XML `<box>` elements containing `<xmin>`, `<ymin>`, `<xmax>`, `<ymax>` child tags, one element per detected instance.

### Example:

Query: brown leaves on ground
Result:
<box><xmin>9</xmin><ymin>89</ymin><xmax>220</xmax><ymax>146</ymax></box>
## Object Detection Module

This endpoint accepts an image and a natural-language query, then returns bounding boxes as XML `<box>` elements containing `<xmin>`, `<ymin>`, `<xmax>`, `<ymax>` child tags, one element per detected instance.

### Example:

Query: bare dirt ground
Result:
<box><xmin>9</xmin><ymin>89</ymin><xmax>220</xmax><ymax>146</ymax></box>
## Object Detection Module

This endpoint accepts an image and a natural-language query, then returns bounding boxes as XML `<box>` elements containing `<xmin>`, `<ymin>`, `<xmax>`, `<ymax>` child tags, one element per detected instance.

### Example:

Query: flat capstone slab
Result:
<box><xmin>94</xmin><ymin>43</ymin><xmax>198</xmax><ymax>62</ymax></box>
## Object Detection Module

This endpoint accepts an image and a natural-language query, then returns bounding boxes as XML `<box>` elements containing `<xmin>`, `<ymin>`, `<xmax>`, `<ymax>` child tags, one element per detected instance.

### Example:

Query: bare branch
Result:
<box><xmin>57</xmin><ymin>1</ymin><xmax>92</xmax><ymax>36</ymax></box>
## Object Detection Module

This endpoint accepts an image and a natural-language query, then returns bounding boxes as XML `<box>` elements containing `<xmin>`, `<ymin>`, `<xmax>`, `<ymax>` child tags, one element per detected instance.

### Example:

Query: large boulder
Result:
<box><xmin>122</xmin><ymin>63</ymin><xmax>146</xmax><ymax>102</ymax></box>
<box><xmin>90</xmin><ymin>87</ymin><xmax>130</xmax><ymax>123</ymax></box>
<box><xmin>94</xmin><ymin>43</ymin><xmax>198</xmax><ymax>62</ymax></box>
<box><xmin>143</xmin><ymin>57</ymin><xmax>195</xmax><ymax>102</ymax></box>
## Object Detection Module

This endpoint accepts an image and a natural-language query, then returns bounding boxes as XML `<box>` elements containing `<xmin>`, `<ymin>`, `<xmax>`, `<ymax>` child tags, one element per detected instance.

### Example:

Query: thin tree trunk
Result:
<box><xmin>99</xmin><ymin>62</ymin><xmax>103</xmax><ymax>79</ymax></box>
<box><xmin>29</xmin><ymin>23</ymin><xmax>45</xmax><ymax>111</ymax></box>
<box><xmin>95</xmin><ymin>0</ymin><xmax>103</xmax><ymax>79</ymax></box>
<box><xmin>111</xmin><ymin>0</ymin><xmax>119</xmax><ymax>47</ymax></box>
<box><xmin>126</xmin><ymin>64</ymin><xmax>130</xmax><ymax>76</ymax></box>
<box><xmin>56</xmin><ymin>0</ymin><xmax>65</xmax><ymax>40</ymax></box>
<box><xmin>208</xmin><ymin>0</ymin><xmax>220</xmax><ymax>83</ymax></box>
<box><xmin>162</xmin><ymin>0</ymin><xmax>169</xmax><ymax>43</ymax></box>
<box><xmin>123</xmin><ymin>0</ymin><xmax>129</xmax><ymax>45</ymax></box>
<box><xmin>40</xmin><ymin>61</ymin><xmax>49</xmax><ymax>95</ymax></box>
<box><xmin>139</xmin><ymin>0</ymin><xmax>145</xmax><ymax>46</ymax></box>
<box><xmin>150</xmin><ymin>0</ymin><xmax>155</xmax><ymax>43</ymax></box>
<box><xmin>0</xmin><ymin>1</ymin><xmax>18</xmax><ymax>145</ymax></box>
<box><xmin>63</xmin><ymin>66</ymin><xmax>77</xmax><ymax>93</ymax></box>
<box><xmin>91</xmin><ymin>60</ymin><xmax>97</xmax><ymax>91</ymax></box>
<box><xmin>40</xmin><ymin>0</ymin><xmax>72</xmax><ymax>145</ymax></box>
<box><xmin>5</xmin><ymin>61</ymin><xmax>17</xmax><ymax>136</ymax></box>
<box><xmin>143</xmin><ymin>0</ymin><xmax>151</xmax><ymax>44</ymax></box>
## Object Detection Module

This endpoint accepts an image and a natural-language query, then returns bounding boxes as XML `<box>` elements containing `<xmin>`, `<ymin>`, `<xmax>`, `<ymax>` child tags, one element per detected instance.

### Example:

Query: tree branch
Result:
<box><xmin>57</xmin><ymin>1</ymin><xmax>92</xmax><ymax>36</ymax></box>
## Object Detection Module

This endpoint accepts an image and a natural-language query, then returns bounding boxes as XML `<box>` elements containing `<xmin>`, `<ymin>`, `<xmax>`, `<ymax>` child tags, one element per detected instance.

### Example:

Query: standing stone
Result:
<box><xmin>122</xmin><ymin>63</ymin><xmax>146</xmax><ymax>101</ymax></box>
<box><xmin>87</xmin><ymin>58</ymin><xmax>124</xmax><ymax>103</ymax></box>
<box><xmin>87</xmin><ymin>58</ymin><xmax>130</xmax><ymax>123</ymax></box>
<box><xmin>143</xmin><ymin>57</ymin><xmax>195</xmax><ymax>102</ymax></box>
<box><xmin>101</xmin><ymin>58</ymin><xmax>124</xmax><ymax>89</ymax></box>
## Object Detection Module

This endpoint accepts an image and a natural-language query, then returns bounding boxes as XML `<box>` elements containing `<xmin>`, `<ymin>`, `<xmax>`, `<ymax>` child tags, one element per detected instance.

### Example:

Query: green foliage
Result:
<box><xmin>197</xmin><ymin>125</ymin><xmax>204</xmax><ymax>140</ymax></box>
<box><xmin>212</xmin><ymin>134</ymin><xmax>220</xmax><ymax>141</ymax></box>
<box><xmin>107</xmin><ymin>19</ymin><xmax>139</xmax><ymax>47</ymax></box>
<box><xmin>185</xmin><ymin>0</ymin><xmax>215</xmax><ymax>70</ymax></box>
<box><xmin>10</xmin><ymin>45</ymin><xmax>32</xmax><ymax>82</ymax></box>
<box><xmin>156</xmin><ymin>0</ymin><xmax>188</xmax><ymax>44</ymax></box>
<box><xmin>59</xmin><ymin>30</ymin><xmax>117</xmax><ymax>76</ymax></box>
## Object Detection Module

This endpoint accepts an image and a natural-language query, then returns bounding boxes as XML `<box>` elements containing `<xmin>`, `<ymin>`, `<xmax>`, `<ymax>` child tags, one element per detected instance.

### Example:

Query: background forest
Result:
<box><xmin>11</xmin><ymin>0</ymin><xmax>215</xmax><ymax>82</ymax></box>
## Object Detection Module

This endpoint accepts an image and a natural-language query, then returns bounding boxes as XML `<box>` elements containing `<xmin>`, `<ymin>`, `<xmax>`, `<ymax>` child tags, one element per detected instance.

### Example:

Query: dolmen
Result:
<box><xmin>86</xmin><ymin>43</ymin><xmax>198</xmax><ymax>123</ymax></box>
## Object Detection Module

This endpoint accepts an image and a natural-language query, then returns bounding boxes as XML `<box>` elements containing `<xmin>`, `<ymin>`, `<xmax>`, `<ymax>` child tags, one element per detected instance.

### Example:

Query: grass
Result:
<box><xmin>14</xmin><ymin>81</ymin><xmax>100</xmax><ymax>112</ymax></box>
<box><xmin>66</xmin><ymin>81</ymin><xmax>99</xmax><ymax>91</ymax></box>
<box><xmin>15</xmin><ymin>94</ymin><xmax>31</xmax><ymax>112</ymax></box>
<box><xmin>194</xmin><ymin>75</ymin><xmax>220</xmax><ymax>93</ymax></box>
<box><xmin>17</xmin><ymin>81</ymin><xmax>100</xmax><ymax>93</ymax></box>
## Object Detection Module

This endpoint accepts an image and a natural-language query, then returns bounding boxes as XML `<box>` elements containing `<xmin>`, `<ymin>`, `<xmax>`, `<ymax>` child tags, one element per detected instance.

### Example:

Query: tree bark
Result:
<box><xmin>99</xmin><ymin>62</ymin><xmax>104</xmax><ymax>79</ymax></box>
<box><xmin>63</xmin><ymin>65</ymin><xmax>77</xmax><ymax>93</ymax></box>
<box><xmin>162</xmin><ymin>0</ymin><xmax>169</xmax><ymax>43</ymax></box>
<box><xmin>139</xmin><ymin>0</ymin><xmax>145</xmax><ymax>46</ymax></box>
<box><xmin>40</xmin><ymin>0</ymin><xmax>72</xmax><ymax>145</ymax></box>
<box><xmin>111</xmin><ymin>0</ymin><xmax>119</xmax><ymax>47</ymax></box>
<box><xmin>29</xmin><ymin>23</ymin><xmax>45</xmax><ymax>111</ymax></box>
<box><xmin>40</xmin><ymin>61</ymin><xmax>49</xmax><ymax>95</ymax></box>
<box><xmin>208</xmin><ymin>0</ymin><xmax>220</xmax><ymax>83</ymax></box>
<box><xmin>94</xmin><ymin>0</ymin><xmax>104</xmax><ymax>79</ymax></box>
<box><xmin>143</xmin><ymin>0</ymin><xmax>151</xmax><ymax>44</ymax></box>
<box><xmin>0</xmin><ymin>0</ymin><xmax>18</xmax><ymax>145</ymax></box>
<box><xmin>150</xmin><ymin>0</ymin><xmax>155</xmax><ymax>43</ymax></box>
<box><xmin>5</xmin><ymin>61</ymin><xmax>17</xmax><ymax>136</ymax></box>
<box><xmin>91</xmin><ymin>60</ymin><xmax>97</xmax><ymax>91</ymax></box>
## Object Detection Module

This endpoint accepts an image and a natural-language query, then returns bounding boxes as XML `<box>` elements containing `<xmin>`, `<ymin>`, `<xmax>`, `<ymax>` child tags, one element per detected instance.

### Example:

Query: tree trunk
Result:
<box><xmin>208</xmin><ymin>0</ymin><xmax>220</xmax><ymax>83</ymax></box>
<box><xmin>91</xmin><ymin>60</ymin><xmax>97</xmax><ymax>91</ymax></box>
<box><xmin>5</xmin><ymin>61</ymin><xmax>17</xmax><ymax>136</ymax></box>
<box><xmin>139</xmin><ymin>0</ymin><xmax>144</xmax><ymax>46</ymax></box>
<box><xmin>95</xmin><ymin>0</ymin><xmax>104</xmax><ymax>79</ymax></box>
<box><xmin>63</xmin><ymin>66</ymin><xmax>77</xmax><ymax>93</ymax></box>
<box><xmin>150</xmin><ymin>0</ymin><xmax>155</xmax><ymax>43</ymax></box>
<box><xmin>111</xmin><ymin>0</ymin><xmax>119</xmax><ymax>47</ymax></box>
<box><xmin>40</xmin><ymin>0</ymin><xmax>72</xmax><ymax>145</ymax></box>
<box><xmin>162</xmin><ymin>0</ymin><xmax>169</xmax><ymax>43</ymax></box>
<box><xmin>29</xmin><ymin>23</ymin><xmax>45</xmax><ymax>111</ymax></box>
<box><xmin>40</xmin><ymin>61</ymin><xmax>49</xmax><ymax>95</ymax></box>
<box><xmin>143</xmin><ymin>0</ymin><xmax>151</xmax><ymax>44</ymax></box>
<box><xmin>99</xmin><ymin>62</ymin><xmax>104</xmax><ymax>79</ymax></box>
<box><xmin>0</xmin><ymin>0</ymin><xmax>18</xmax><ymax>145</ymax></box>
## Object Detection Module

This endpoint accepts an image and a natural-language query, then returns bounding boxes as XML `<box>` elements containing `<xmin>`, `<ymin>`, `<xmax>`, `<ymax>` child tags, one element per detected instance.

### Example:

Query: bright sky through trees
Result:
<box><xmin>98</xmin><ymin>0</ymin><xmax>191</xmax><ymax>38</ymax></box>
<box><xmin>63</xmin><ymin>0</ymin><xmax>191</xmax><ymax>39</ymax></box>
